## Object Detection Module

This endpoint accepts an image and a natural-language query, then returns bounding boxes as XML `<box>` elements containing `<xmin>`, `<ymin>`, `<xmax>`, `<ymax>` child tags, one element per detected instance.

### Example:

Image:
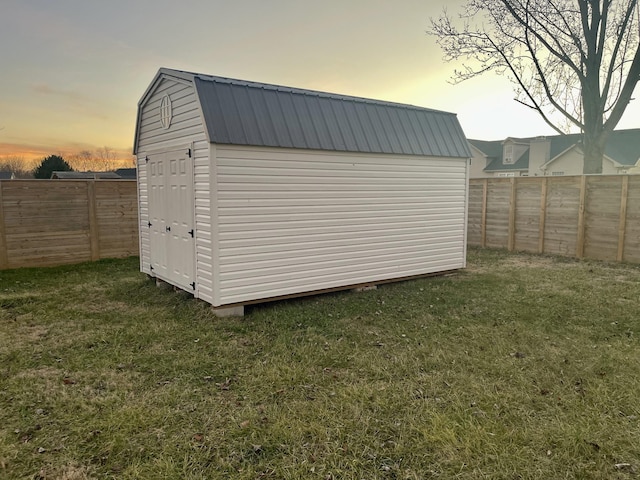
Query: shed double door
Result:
<box><xmin>147</xmin><ymin>145</ymin><xmax>195</xmax><ymax>291</ymax></box>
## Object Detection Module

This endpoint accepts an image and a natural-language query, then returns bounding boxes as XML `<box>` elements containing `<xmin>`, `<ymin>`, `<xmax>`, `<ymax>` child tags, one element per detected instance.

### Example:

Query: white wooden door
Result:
<box><xmin>147</xmin><ymin>145</ymin><xmax>195</xmax><ymax>291</ymax></box>
<box><xmin>148</xmin><ymin>155</ymin><xmax>168</xmax><ymax>278</ymax></box>
<box><xmin>166</xmin><ymin>150</ymin><xmax>195</xmax><ymax>289</ymax></box>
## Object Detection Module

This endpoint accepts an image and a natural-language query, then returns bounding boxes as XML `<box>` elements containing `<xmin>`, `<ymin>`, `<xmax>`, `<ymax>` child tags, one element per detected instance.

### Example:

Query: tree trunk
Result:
<box><xmin>581</xmin><ymin>73</ymin><xmax>607</xmax><ymax>175</ymax></box>
<box><xmin>582</xmin><ymin>131</ymin><xmax>608</xmax><ymax>174</ymax></box>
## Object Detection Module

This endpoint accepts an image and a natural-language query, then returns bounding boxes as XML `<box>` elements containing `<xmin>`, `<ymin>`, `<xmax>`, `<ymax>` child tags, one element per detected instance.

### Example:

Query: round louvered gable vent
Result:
<box><xmin>160</xmin><ymin>94</ymin><xmax>172</xmax><ymax>129</ymax></box>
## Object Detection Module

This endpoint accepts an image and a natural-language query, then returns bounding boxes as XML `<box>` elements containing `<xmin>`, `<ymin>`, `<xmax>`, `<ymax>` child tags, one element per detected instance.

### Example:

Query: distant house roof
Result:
<box><xmin>469</xmin><ymin>129</ymin><xmax>640</xmax><ymax>172</ymax></box>
<box><xmin>468</xmin><ymin>138</ymin><xmax>538</xmax><ymax>172</ymax></box>
<box><xmin>469</xmin><ymin>139</ymin><xmax>504</xmax><ymax>161</ymax></box>
<box><xmin>600</xmin><ymin>129</ymin><xmax>640</xmax><ymax>166</ymax></box>
<box><xmin>483</xmin><ymin>154</ymin><xmax>530</xmax><ymax>172</ymax></box>
<box><xmin>114</xmin><ymin>168</ymin><xmax>137</xmax><ymax>179</ymax></box>
<box><xmin>134</xmin><ymin>68</ymin><xmax>472</xmax><ymax>159</ymax></box>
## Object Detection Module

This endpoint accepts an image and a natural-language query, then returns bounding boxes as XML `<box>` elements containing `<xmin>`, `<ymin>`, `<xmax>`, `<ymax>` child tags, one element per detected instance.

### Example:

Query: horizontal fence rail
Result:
<box><xmin>468</xmin><ymin>175</ymin><xmax>640</xmax><ymax>263</ymax></box>
<box><xmin>0</xmin><ymin>180</ymin><xmax>138</xmax><ymax>270</ymax></box>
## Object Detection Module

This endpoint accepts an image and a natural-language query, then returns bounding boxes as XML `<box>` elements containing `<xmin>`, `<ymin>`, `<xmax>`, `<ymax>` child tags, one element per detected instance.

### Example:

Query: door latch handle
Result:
<box><xmin>165</xmin><ymin>226</ymin><xmax>171</xmax><ymax>232</ymax></box>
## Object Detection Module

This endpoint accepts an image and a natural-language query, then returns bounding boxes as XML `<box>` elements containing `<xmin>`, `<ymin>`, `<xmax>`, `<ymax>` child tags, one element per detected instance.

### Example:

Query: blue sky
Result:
<box><xmin>2</xmin><ymin>0</ymin><xmax>639</xmax><ymax>162</ymax></box>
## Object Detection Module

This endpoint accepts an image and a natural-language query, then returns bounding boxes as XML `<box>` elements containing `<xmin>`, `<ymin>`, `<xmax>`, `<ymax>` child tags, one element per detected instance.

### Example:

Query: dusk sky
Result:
<box><xmin>2</xmin><ymin>0</ymin><xmax>640</xmax><ymax>163</ymax></box>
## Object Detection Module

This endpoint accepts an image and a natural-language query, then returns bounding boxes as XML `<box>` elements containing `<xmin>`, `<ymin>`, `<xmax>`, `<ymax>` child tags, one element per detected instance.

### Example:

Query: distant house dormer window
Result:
<box><xmin>503</xmin><ymin>145</ymin><xmax>514</xmax><ymax>164</ymax></box>
<box><xmin>160</xmin><ymin>94</ymin><xmax>172</xmax><ymax>129</ymax></box>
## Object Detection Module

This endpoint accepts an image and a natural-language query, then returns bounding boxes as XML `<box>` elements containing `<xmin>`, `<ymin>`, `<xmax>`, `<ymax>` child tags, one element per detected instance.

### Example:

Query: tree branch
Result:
<box><xmin>604</xmin><ymin>37</ymin><xmax>640</xmax><ymax>130</ymax></box>
<box><xmin>522</xmin><ymin>4</ymin><xmax>584</xmax><ymax>130</ymax></box>
<box><xmin>601</xmin><ymin>0</ymin><xmax>637</xmax><ymax>108</ymax></box>
<box><xmin>513</xmin><ymin>98</ymin><xmax>565</xmax><ymax>134</ymax></box>
<box><xmin>500</xmin><ymin>0</ymin><xmax>584</xmax><ymax>79</ymax></box>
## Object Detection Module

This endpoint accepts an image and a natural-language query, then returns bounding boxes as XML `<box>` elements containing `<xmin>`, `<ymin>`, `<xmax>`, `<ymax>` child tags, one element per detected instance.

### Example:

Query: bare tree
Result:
<box><xmin>67</xmin><ymin>147</ymin><xmax>125</xmax><ymax>172</ymax></box>
<box><xmin>429</xmin><ymin>0</ymin><xmax>640</xmax><ymax>174</ymax></box>
<box><xmin>0</xmin><ymin>155</ymin><xmax>32</xmax><ymax>178</ymax></box>
<box><xmin>95</xmin><ymin>146</ymin><xmax>119</xmax><ymax>172</ymax></box>
<box><xmin>67</xmin><ymin>150</ymin><xmax>95</xmax><ymax>172</ymax></box>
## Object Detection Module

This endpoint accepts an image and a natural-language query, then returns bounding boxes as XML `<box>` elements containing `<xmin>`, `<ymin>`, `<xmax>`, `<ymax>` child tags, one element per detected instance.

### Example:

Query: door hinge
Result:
<box><xmin>190</xmin><ymin>282</ymin><xmax>196</xmax><ymax>290</ymax></box>
<box><xmin>188</xmin><ymin>229</ymin><xmax>194</xmax><ymax>238</ymax></box>
<box><xmin>148</xmin><ymin>221</ymin><xmax>152</xmax><ymax>227</ymax></box>
<box><xmin>186</xmin><ymin>148</ymin><xmax>192</xmax><ymax>158</ymax></box>
<box><xmin>145</xmin><ymin>156</ymin><xmax>149</xmax><ymax>163</ymax></box>
<box><xmin>150</xmin><ymin>265</ymin><xmax>154</xmax><ymax>271</ymax></box>
<box><xmin>165</xmin><ymin>226</ymin><xmax>171</xmax><ymax>232</ymax></box>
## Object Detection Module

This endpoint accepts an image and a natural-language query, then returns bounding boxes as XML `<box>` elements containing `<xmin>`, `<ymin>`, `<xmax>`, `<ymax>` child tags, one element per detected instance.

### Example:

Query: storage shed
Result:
<box><xmin>133</xmin><ymin>68</ymin><xmax>472</xmax><ymax>315</ymax></box>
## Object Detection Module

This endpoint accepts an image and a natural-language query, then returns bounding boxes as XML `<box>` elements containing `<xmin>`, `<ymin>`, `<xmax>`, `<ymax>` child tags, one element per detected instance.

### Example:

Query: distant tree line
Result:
<box><xmin>0</xmin><ymin>147</ymin><xmax>134</xmax><ymax>179</ymax></box>
<box><xmin>67</xmin><ymin>146</ymin><xmax>122</xmax><ymax>172</ymax></box>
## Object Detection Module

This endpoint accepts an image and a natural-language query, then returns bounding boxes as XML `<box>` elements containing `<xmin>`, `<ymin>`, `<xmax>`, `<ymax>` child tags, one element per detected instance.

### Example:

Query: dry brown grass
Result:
<box><xmin>1</xmin><ymin>251</ymin><xmax>639</xmax><ymax>479</ymax></box>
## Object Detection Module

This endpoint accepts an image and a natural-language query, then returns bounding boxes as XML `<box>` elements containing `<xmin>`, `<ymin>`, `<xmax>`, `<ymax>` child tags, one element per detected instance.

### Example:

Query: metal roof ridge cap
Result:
<box><xmin>192</xmin><ymin>73</ymin><xmax>455</xmax><ymax>114</ymax></box>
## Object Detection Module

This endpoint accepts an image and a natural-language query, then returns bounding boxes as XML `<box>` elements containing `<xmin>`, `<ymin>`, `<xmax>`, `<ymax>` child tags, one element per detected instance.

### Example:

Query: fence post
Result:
<box><xmin>87</xmin><ymin>181</ymin><xmax>100</xmax><ymax>261</ymax></box>
<box><xmin>617</xmin><ymin>175</ymin><xmax>629</xmax><ymax>262</ymax></box>
<box><xmin>576</xmin><ymin>176</ymin><xmax>587</xmax><ymax>258</ymax></box>
<box><xmin>538</xmin><ymin>177</ymin><xmax>548</xmax><ymax>254</ymax></box>
<box><xmin>481</xmin><ymin>179</ymin><xmax>488</xmax><ymax>248</ymax></box>
<box><xmin>0</xmin><ymin>182</ymin><xmax>8</xmax><ymax>269</ymax></box>
<box><xmin>508</xmin><ymin>177</ymin><xmax>516</xmax><ymax>251</ymax></box>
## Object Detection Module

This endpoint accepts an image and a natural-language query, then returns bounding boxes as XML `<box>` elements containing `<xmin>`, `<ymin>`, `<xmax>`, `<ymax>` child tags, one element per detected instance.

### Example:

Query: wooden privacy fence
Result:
<box><xmin>0</xmin><ymin>180</ymin><xmax>138</xmax><ymax>270</ymax></box>
<box><xmin>468</xmin><ymin>175</ymin><xmax>640</xmax><ymax>263</ymax></box>
<box><xmin>2</xmin><ymin>176</ymin><xmax>638</xmax><ymax>269</ymax></box>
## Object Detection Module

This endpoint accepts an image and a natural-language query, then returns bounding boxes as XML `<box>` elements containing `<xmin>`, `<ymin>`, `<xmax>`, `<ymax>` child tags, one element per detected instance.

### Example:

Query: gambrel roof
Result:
<box><xmin>134</xmin><ymin>68</ymin><xmax>471</xmax><ymax>158</ymax></box>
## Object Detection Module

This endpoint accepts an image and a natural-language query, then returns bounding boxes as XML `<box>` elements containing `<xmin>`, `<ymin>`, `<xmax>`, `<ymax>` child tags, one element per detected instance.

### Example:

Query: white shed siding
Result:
<box><xmin>213</xmin><ymin>145</ymin><xmax>467</xmax><ymax>306</ymax></box>
<box><xmin>136</xmin><ymin>77</ymin><xmax>210</xmax><ymax>293</ymax></box>
<box><xmin>137</xmin><ymin>158</ymin><xmax>150</xmax><ymax>272</ymax></box>
<box><xmin>192</xmin><ymin>138</ymin><xmax>214</xmax><ymax>303</ymax></box>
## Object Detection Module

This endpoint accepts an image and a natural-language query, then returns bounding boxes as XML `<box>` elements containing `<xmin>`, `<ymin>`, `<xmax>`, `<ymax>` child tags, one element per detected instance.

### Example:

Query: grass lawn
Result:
<box><xmin>1</xmin><ymin>248</ymin><xmax>639</xmax><ymax>479</ymax></box>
